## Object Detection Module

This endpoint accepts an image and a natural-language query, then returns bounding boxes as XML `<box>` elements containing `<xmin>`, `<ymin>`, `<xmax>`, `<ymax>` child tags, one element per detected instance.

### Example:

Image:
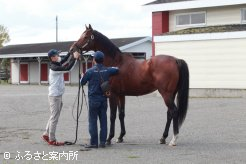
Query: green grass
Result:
<box><xmin>0</xmin><ymin>80</ymin><xmax>10</xmax><ymax>85</ymax></box>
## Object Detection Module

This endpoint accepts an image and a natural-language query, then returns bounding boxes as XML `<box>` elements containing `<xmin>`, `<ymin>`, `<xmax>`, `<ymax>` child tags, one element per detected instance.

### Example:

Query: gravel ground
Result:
<box><xmin>0</xmin><ymin>85</ymin><xmax>246</xmax><ymax>164</ymax></box>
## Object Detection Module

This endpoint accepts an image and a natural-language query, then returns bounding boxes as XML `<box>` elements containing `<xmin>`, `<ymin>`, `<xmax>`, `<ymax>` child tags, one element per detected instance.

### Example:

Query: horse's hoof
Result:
<box><xmin>106</xmin><ymin>140</ymin><xmax>111</xmax><ymax>145</ymax></box>
<box><xmin>169</xmin><ymin>142</ymin><xmax>176</xmax><ymax>146</ymax></box>
<box><xmin>169</xmin><ymin>135</ymin><xmax>178</xmax><ymax>146</ymax></box>
<box><xmin>116</xmin><ymin>138</ymin><xmax>124</xmax><ymax>143</ymax></box>
<box><xmin>159</xmin><ymin>138</ymin><xmax>166</xmax><ymax>144</ymax></box>
<box><xmin>169</xmin><ymin>141</ymin><xmax>176</xmax><ymax>146</ymax></box>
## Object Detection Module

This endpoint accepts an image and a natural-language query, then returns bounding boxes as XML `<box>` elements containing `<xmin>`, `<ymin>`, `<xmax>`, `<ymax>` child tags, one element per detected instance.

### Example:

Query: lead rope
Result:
<box><xmin>64</xmin><ymin>59</ymin><xmax>87</xmax><ymax>145</ymax></box>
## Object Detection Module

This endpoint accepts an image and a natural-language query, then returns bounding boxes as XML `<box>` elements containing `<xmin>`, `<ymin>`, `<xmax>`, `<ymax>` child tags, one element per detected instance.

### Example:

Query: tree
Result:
<box><xmin>0</xmin><ymin>25</ymin><xmax>10</xmax><ymax>72</ymax></box>
<box><xmin>0</xmin><ymin>25</ymin><xmax>10</xmax><ymax>48</ymax></box>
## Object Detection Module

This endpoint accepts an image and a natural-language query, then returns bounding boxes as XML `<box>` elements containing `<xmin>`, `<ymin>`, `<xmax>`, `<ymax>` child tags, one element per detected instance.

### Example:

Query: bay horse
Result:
<box><xmin>71</xmin><ymin>24</ymin><xmax>189</xmax><ymax>146</ymax></box>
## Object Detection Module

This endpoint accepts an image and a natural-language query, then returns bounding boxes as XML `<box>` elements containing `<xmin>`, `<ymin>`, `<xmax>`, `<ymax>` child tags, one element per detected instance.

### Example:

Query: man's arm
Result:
<box><xmin>61</xmin><ymin>52</ymin><xmax>72</xmax><ymax>66</ymax></box>
<box><xmin>50</xmin><ymin>52</ymin><xmax>80</xmax><ymax>73</ymax></box>
<box><xmin>50</xmin><ymin>60</ymin><xmax>77</xmax><ymax>73</ymax></box>
<box><xmin>80</xmin><ymin>71</ymin><xmax>91</xmax><ymax>85</ymax></box>
<box><xmin>108</xmin><ymin>67</ymin><xmax>119</xmax><ymax>76</ymax></box>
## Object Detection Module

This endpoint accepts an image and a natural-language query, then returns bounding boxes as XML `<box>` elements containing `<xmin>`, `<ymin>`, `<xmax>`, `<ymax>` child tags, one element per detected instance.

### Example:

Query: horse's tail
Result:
<box><xmin>176</xmin><ymin>59</ymin><xmax>189</xmax><ymax>128</ymax></box>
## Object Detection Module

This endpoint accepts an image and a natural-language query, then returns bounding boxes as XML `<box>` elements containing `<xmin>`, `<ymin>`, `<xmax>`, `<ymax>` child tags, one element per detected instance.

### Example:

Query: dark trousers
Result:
<box><xmin>88</xmin><ymin>100</ymin><xmax>107</xmax><ymax>146</ymax></box>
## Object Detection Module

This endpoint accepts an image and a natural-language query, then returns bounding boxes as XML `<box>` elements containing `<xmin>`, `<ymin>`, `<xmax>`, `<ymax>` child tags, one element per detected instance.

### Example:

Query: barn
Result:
<box><xmin>145</xmin><ymin>0</ymin><xmax>246</xmax><ymax>97</ymax></box>
<box><xmin>0</xmin><ymin>37</ymin><xmax>151</xmax><ymax>85</ymax></box>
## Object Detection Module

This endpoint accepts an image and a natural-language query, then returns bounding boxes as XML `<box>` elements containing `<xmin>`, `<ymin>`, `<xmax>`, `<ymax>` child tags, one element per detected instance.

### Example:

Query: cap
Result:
<box><xmin>48</xmin><ymin>49</ymin><xmax>61</xmax><ymax>57</ymax></box>
<box><xmin>92</xmin><ymin>51</ymin><xmax>104</xmax><ymax>63</ymax></box>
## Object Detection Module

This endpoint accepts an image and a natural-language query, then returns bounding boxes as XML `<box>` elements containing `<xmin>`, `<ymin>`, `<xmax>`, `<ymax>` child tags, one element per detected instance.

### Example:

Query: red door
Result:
<box><xmin>88</xmin><ymin>62</ymin><xmax>92</xmax><ymax>69</ymax></box>
<box><xmin>64</xmin><ymin>73</ymin><xmax>69</xmax><ymax>82</ymax></box>
<box><xmin>82</xmin><ymin>63</ymin><xmax>86</xmax><ymax>73</ymax></box>
<box><xmin>20</xmin><ymin>63</ymin><xmax>28</xmax><ymax>82</ymax></box>
<box><xmin>41</xmin><ymin>63</ymin><xmax>48</xmax><ymax>82</ymax></box>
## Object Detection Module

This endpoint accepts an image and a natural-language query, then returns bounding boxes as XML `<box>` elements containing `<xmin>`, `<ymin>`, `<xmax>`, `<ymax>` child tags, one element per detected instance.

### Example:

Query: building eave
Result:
<box><xmin>0</xmin><ymin>52</ymin><xmax>68</xmax><ymax>59</ymax></box>
<box><xmin>144</xmin><ymin>0</ymin><xmax>246</xmax><ymax>12</ymax></box>
<box><xmin>120</xmin><ymin>37</ymin><xmax>152</xmax><ymax>51</ymax></box>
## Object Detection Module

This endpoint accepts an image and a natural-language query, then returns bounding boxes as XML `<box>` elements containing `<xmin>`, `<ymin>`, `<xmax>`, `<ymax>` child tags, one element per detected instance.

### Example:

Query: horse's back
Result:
<box><xmin>110</xmin><ymin>54</ymin><xmax>179</xmax><ymax>96</ymax></box>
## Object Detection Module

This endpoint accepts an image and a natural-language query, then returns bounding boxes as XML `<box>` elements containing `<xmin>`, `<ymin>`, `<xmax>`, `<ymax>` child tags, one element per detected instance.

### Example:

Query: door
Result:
<box><xmin>20</xmin><ymin>63</ymin><xmax>29</xmax><ymax>83</ymax></box>
<box><xmin>64</xmin><ymin>72</ymin><xmax>69</xmax><ymax>82</ymax></box>
<box><xmin>41</xmin><ymin>63</ymin><xmax>48</xmax><ymax>82</ymax></box>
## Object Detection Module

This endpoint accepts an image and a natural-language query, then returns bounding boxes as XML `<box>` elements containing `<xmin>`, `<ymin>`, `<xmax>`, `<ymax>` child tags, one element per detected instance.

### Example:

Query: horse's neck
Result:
<box><xmin>96</xmin><ymin>43</ymin><xmax>119</xmax><ymax>57</ymax></box>
<box><xmin>104</xmin><ymin>52</ymin><xmax>122</xmax><ymax>67</ymax></box>
<box><xmin>94</xmin><ymin>40</ymin><xmax>122</xmax><ymax>66</ymax></box>
<box><xmin>94</xmin><ymin>32</ymin><xmax>138</xmax><ymax>67</ymax></box>
<box><xmin>94</xmin><ymin>32</ymin><xmax>121</xmax><ymax>58</ymax></box>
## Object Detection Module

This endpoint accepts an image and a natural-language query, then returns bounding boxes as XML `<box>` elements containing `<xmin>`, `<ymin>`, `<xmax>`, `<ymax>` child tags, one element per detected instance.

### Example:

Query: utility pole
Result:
<box><xmin>56</xmin><ymin>15</ymin><xmax>58</xmax><ymax>42</ymax></box>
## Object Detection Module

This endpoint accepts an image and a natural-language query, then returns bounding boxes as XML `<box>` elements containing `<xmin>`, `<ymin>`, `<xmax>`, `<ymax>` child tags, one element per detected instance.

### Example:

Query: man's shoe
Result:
<box><xmin>42</xmin><ymin>135</ymin><xmax>49</xmax><ymax>143</ymax></box>
<box><xmin>99</xmin><ymin>144</ymin><xmax>106</xmax><ymax>148</ymax></box>
<box><xmin>84</xmin><ymin>144</ymin><xmax>98</xmax><ymax>148</ymax></box>
<box><xmin>48</xmin><ymin>140</ymin><xmax>64</xmax><ymax>146</ymax></box>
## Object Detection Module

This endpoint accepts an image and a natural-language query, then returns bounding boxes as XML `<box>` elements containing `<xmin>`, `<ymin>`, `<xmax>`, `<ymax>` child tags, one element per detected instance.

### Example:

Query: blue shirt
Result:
<box><xmin>80</xmin><ymin>64</ymin><xmax>119</xmax><ymax>101</ymax></box>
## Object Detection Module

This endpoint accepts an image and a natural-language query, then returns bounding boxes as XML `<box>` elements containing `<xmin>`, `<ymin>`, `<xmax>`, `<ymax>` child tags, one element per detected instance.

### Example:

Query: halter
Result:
<box><xmin>73</xmin><ymin>33</ymin><xmax>94</xmax><ymax>53</ymax></box>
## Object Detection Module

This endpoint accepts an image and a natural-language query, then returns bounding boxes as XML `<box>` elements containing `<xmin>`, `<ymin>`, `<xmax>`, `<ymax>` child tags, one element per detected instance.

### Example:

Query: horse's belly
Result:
<box><xmin>125</xmin><ymin>88</ymin><xmax>157</xmax><ymax>96</ymax></box>
<box><xmin>113</xmin><ymin>83</ymin><xmax>156</xmax><ymax>96</ymax></box>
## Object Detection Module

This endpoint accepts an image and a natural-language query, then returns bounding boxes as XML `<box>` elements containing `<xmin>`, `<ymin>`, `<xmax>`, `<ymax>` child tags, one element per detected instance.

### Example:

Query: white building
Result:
<box><xmin>0</xmin><ymin>37</ymin><xmax>151</xmax><ymax>85</ymax></box>
<box><xmin>145</xmin><ymin>0</ymin><xmax>246</xmax><ymax>92</ymax></box>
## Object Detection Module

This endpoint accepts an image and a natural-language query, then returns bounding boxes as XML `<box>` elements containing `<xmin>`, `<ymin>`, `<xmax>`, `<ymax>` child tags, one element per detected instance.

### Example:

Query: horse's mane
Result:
<box><xmin>92</xmin><ymin>30</ymin><xmax>121</xmax><ymax>58</ymax></box>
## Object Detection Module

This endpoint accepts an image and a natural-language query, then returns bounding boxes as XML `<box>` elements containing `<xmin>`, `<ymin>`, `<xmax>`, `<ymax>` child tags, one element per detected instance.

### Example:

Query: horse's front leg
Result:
<box><xmin>106</xmin><ymin>95</ymin><xmax>118</xmax><ymax>145</ymax></box>
<box><xmin>117</xmin><ymin>95</ymin><xmax>126</xmax><ymax>143</ymax></box>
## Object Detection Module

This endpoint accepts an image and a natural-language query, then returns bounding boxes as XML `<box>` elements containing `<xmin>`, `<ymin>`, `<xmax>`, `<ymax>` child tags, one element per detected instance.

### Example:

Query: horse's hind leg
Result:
<box><xmin>160</xmin><ymin>92</ymin><xmax>179</xmax><ymax>146</ymax></box>
<box><xmin>117</xmin><ymin>96</ymin><xmax>126</xmax><ymax>143</ymax></box>
<box><xmin>160</xmin><ymin>109</ymin><xmax>172</xmax><ymax>144</ymax></box>
<box><xmin>169</xmin><ymin>104</ymin><xmax>179</xmax><ymax>146</ymax></box>
<box><xmin>106</xmin><ymin>96</ymin><xmax>118</xmax><ymax>145</ymax></box>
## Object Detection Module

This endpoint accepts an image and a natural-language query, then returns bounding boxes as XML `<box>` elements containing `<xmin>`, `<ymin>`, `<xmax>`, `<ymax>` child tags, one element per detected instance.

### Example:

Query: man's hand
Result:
<box><xmin>73</xmin><ymin>51</ymin><xmax>81</xmax><ymax>59</ymax></box>
<box><xmin>79</xmin><ymin>73</ymin><xmax>84</xmax><ymax>79</ymax></box>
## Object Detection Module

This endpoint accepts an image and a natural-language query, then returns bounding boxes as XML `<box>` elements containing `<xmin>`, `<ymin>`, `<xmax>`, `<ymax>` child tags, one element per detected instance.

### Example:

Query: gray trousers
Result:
<box><xmin>44</xmin><ymin>95</ymin><xmax>63</xmax><ymax>141</ymax></box>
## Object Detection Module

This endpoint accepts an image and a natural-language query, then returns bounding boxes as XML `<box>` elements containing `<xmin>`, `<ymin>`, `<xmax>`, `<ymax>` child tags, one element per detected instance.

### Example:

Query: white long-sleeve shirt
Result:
<box><xmin>48</xmin><ymin>53</ymin><xmax>77</xmax><ymax>96</ymax></box>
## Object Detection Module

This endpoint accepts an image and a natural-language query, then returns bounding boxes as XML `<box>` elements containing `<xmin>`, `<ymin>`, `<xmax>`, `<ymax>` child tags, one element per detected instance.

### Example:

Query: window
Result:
<box><xmin>176</xmin><ymin>12</ymin><xmax>206</xmax><ymax>26</ymax></box>
<box><xmin>177</xmin><ymin>15</ymin><xmax>190</xmax><ymax>25</ymax></box>
<box><xmin>242</xmin><ymin>8</ymin><xmax>246</xmax><ymax>23</ymax></box>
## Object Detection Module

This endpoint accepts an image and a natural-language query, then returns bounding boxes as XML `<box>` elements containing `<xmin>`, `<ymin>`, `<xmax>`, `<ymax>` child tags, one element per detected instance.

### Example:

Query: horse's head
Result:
<box><xmin>71</xmin><ymin>24</ymin><xmax>121</xmax><ymax>64</ymax></box>
<box><xmin>70</xmin><ymin>24</ymin><xmax>95</xmax><ymax>54</ymax></box>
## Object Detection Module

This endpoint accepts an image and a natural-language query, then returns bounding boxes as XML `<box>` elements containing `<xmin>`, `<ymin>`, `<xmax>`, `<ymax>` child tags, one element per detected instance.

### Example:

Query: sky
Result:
<box><xmin>0</xmin><ymin>0</ymin><xmax>153</xmax><ymax>46</ymax></box>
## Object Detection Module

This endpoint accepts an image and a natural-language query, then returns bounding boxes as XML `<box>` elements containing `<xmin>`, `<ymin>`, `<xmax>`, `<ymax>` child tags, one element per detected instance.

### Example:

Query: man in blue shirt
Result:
<box><xmin>80</xmin><ymin>51</ymin><xmax>119</xmax><ymax>148</ymax></box>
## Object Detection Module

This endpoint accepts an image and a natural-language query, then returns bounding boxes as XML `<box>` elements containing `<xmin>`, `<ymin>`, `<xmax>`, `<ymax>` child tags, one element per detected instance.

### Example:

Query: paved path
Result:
<box><xmin>0</xmin><ymin>85</ymin><xmax>246</xmax><ymax>164</ymax></box>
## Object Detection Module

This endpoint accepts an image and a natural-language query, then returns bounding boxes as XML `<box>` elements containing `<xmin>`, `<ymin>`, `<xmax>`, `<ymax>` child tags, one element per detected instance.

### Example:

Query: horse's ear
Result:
<box><xmin>89</xmin><ymin>24</ymin><xmax>93</xmax><ymax>30</ymax></box>
<box><xmin>85</xmin><ymin>24</ymin><xmax>88</xmax><ymax>30</ymax></box>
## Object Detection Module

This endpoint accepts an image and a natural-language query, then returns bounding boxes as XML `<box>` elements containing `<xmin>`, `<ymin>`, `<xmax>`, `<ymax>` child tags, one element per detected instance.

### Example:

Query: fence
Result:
<box><xmin>0</xmin><ymin>69</ymin><xmax>10</xmax><ymax>83</ymax></box>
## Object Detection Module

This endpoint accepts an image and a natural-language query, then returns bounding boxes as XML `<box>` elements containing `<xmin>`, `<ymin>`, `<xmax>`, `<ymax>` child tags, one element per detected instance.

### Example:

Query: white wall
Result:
<box><xmin>169</xmin><ymin>4</ymin><xmax>246</xmax><ymax>31</ymax></box>
<box><xmin>206</xmin><ymin>5</ymin><xmax>243</xmax><ymax>26</ymax></box>
<box><xmin>11</xmin><ymin>61</ymin><xmax>19</xmax><ymax>84</ymax></box>
<box><xmin>29</xmin><ymin>62</ymin><xmax>39</xmax><ymax>84</ymax></box>
<box><xmin>155</xmin><ymin>38</ymin><xmax>246</xmax><ymax>89</ymax></box>
<box><xmin>70</xmin><ymin>63</ymin><xmax>80</xmax><ymax>84</ymax></box>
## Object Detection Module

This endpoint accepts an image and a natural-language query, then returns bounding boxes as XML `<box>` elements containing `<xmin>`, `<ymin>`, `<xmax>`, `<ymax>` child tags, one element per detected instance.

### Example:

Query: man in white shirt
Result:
<box><xmin>42</xmin><ymin>49</ymin><xmax>79</xmax><ymax>146</ymax></box>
